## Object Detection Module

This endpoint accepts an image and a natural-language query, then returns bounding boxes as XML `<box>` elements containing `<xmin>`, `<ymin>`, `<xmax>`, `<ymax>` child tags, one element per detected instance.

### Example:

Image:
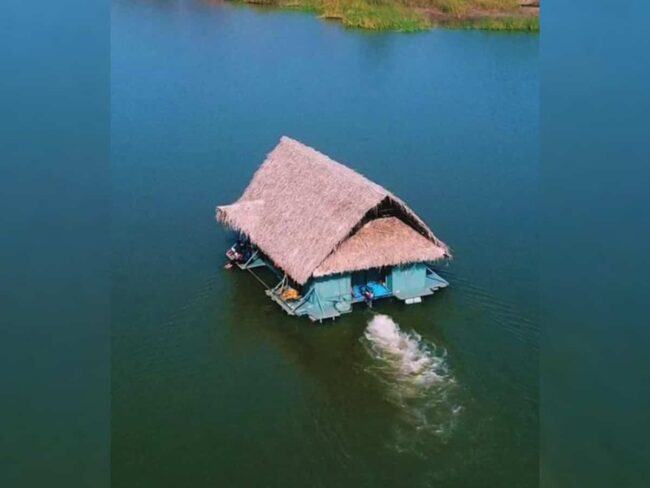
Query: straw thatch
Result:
<box><xmin>313</xmin><ymin>217</ymin><xmax>446</xmax><ymax>277</ymax></box>
<box><xmin>217</xmin><ymin>136</ymin><xmax>449</xmax><ymax>285</ymax></box>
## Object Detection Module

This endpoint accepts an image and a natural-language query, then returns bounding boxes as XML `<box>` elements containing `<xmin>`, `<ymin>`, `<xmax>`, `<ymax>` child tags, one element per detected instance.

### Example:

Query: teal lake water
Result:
<box><xmin>112</xmin><ymin>1</ymin><xmax>539</xmax><ymax>486</ymax></box>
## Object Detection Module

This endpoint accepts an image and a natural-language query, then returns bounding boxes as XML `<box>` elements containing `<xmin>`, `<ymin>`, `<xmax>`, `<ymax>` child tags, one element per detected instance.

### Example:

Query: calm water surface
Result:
<box><xmin>112</xmin><ymin>1</ymin><xmax>539</xmax><ymax>486</ymax></box>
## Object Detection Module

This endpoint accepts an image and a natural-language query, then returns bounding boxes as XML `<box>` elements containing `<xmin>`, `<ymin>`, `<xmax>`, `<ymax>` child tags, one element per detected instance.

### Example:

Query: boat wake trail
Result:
<box><xmin>361</xmin><ymin>314</ymin><xmax>461</xmax><ymax>452</ymax></box>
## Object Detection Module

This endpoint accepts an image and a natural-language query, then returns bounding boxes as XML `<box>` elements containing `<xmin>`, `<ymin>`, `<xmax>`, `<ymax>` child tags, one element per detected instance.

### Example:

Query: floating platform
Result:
<box><xmin>227</xmin><ymin>248</ymin><xmax>448</xmax><ymax>322</ymax></box>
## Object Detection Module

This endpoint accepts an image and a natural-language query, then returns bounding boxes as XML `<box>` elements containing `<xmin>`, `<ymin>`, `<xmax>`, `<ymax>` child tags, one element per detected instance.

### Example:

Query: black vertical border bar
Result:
<box><xmin>540</xmin><ymin>1</ymin><xmax>650</xmax><ymax>486</ymax></box>
<box><xmin>0</xmin><ymin>0</ymin><xmax>110</xmax><ymax>486</ymax></box>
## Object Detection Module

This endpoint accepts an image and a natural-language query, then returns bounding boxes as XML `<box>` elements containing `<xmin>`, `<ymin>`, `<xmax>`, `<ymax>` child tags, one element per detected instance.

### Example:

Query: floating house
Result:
<box><xmin>216</xmin><ymin>136</ymin><xmax>451</xmax><ymax>322</ymax></box>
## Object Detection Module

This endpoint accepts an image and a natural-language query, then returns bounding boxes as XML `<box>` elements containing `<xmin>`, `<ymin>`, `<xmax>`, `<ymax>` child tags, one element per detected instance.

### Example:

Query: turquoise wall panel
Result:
<box><xmin>309</xmin><ymin>274</ymin><xmax>351</xmax><ymax>302</ymax></box>
<box><xmin>390</xmin><ymin>264</ymin><xmax>427</xmax><ymax>294</ymax></box>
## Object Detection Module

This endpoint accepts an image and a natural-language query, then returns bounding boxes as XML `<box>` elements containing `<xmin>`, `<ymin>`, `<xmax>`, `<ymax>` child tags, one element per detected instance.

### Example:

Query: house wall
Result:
<box><xmin>388</xmin><ymin>264</ymin><xmax>427</xmax><ymax>294</ymax></box>
<box><xmin>308</xmin><ymin>274</ymin><xmax>352</xmax><ymax>303</ymax></box>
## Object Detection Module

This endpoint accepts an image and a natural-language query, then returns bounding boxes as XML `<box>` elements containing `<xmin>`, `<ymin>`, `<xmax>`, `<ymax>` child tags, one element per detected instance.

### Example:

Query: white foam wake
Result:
<box><xmin>362</xmin><ymin>314</ymin><xmax>461</xmax><ymax>450</ymax></box>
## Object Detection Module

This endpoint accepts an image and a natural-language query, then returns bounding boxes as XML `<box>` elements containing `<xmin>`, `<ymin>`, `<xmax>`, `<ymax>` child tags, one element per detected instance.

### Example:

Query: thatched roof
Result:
<box><xmin>217</xmin><ymin>136</ymin><xmax>449</xmax><ymax>285</ymax></box>
<box><xmin>313</xmin><ymin>217</ymin><xmax>446</xmax><ymax>277</ymax></box>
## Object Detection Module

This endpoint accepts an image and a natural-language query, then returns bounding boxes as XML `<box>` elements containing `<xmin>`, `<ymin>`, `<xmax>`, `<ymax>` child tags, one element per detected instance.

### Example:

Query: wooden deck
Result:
<box><xmin>235</xmin><ymin>250</ymin><xmax>267</xmax><ymax>270</ymax></box>
<box><xmin>265</xmin><ymin>289</ymin><xmax>343</xmax><ymax>322</ymax></box>
<box><xmin>265</xmin><ymin>289</ymin><xmax>303</xmax><ymax>315</ymax></box>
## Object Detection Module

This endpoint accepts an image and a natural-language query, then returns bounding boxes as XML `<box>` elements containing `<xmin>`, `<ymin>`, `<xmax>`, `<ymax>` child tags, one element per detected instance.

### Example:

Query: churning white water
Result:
<box><xmin>362</xmin><ymin>314</ymin><xmax>461</xmax><ymax>450</ymax></box>
<box><xmin>364</xmin><ymin>314</ymin><xmax>449</xmax><ymax>386</ymax></box>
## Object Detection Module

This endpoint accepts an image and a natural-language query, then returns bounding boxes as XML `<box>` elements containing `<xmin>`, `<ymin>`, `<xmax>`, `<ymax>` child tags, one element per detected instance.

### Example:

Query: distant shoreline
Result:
<box><xmin>421</xmin><ymin>3</ymin><xmax>539</xmax><ymax>31</ymax></box>
<box><xmin>230</xmin><ymin>0</ymin><xmax>540</xmax><ymax>32</ymax></box>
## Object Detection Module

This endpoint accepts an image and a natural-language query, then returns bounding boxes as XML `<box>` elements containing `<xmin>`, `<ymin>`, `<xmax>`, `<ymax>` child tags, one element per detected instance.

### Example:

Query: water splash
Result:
<box><xmin>361</xmin><ymin>314</ymin><xmax>461</xmax><ymax>452</ymax></box>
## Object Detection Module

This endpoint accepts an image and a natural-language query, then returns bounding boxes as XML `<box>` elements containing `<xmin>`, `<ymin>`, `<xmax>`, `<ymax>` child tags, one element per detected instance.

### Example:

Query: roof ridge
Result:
<box><xmin>279</xmin><ymin>136</ymin><xmax>386</xmax><ymax>192</ymax></box>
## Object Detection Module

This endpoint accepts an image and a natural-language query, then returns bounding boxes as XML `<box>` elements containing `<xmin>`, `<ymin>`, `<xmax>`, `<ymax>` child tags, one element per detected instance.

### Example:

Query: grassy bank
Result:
<box><xmin>433</xmin><ymin>13</ymin><xmax>540</xmax><ymax>32</ymax></box>
<box><xmin>444</xmin><ymin>16</ymin><xmax>539</xmax><ymax>31</ymax></box>
<box><xmin>232</xmin><ymin>0</ymin><xmax>539</xmax><ymax>32</ymax></box>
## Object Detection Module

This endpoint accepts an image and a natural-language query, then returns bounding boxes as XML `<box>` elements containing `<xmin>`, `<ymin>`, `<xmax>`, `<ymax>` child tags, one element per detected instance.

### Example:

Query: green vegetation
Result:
<box><xmin>458</xmin><ymin>16</ymin><xmax>539</xmax><ymax>31</ymax></box>
<box><xmin>399</xmin><ymin>0</ymin><xmax>519</xmax><ymax>15</ymax></box>
<box><xmin>234</xmin><ymin>0</ymin><xmax>430</xmax><ymax>31</ymax></box>
<box><xmin>232</xmin><ymin>0</ymin><xmax>538</xmax><ymax>32</ymax></box>
<box><xmin>327</xmin><ymin>1</ymin><xmax>431</xmax><ymax>32</ymax></box>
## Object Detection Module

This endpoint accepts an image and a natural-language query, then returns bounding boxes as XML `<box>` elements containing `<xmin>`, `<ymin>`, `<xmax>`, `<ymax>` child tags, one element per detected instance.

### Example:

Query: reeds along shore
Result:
<box><xmin>231</xmin><ymin>0</ymin><xmax>540</xmax><ymax>32</ymax></box>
